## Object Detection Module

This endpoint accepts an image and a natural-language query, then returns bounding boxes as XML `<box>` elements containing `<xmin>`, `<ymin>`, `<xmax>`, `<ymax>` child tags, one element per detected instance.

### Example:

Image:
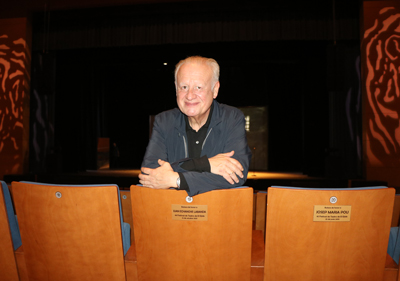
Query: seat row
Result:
<box><xmin>1</xmin><ymin>180</ymin><xmax>398</xmax><ymax>281</ymax></box>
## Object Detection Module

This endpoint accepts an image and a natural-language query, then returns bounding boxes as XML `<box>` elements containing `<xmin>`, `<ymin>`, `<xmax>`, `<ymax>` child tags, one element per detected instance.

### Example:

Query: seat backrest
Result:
<box><xmin>131</xmin><ymin>185</ymin><xmax>253</xmax><ymax>281</ymax></box>
<box><xmin>0</xmin><ymin>181</ymin><xmax>20</xmax><ymax>281</ymax></box>
<box><xmin>264</xmin><ymin>186</ymin><xmax>395</xmax><ymax>281</ymax></box>
<box><xmin>12</xmin><ymin>181</ymin><xmax>128</xmax><ymax>281</ymax></box>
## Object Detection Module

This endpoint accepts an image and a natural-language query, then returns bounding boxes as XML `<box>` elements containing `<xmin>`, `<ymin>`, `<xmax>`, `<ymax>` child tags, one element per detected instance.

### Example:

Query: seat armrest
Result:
<box><xmin>251</xmin><ymin>230</ymin><xmax>265</xmax><ymax>267</ymax></box>
<box><xmin>124</xmin><ymin>244</ymin><xmax>136</xmax><ymax>262</ymax></box>
<box><xmin>384</xmin><ymin>253</ymin><xmax>398</xmax><ymax>281</ymax></box>
<box><xmin>385</xmin><ymin>253</ymin><xmax>398</xmax><ymax>269</ymax></box>
<box><xmin>251</xmin><ymin>230</ymin><xmax>264</xmax><ymax>281</ymax></box>
<box><xmin>124</xmin><ymin>244</ymin><xmax>138</xmax><ymax>281</ymax></box>
<box><xmin>14</xmin><ymin>246</ymin><xmax>29</xmax><ymax>281</ymax></box>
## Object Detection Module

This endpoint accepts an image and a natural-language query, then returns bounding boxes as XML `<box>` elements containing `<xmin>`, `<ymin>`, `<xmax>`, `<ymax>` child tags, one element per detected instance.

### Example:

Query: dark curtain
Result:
<box><xmin>29</xmin><ymin>1</ymin><xmax>362</xmax><ymax>175</ymax></box>
<box><xmin>30</xmin><ymin>52</ymin><xmax>56</xmax><ymax>174</ymax></box>
<box><xmin>54</xmin><ymin>50</ymin><xmax>106</xmax><ymax>172</ymax></box>
<box><xmin>32</xmin><ymin>2</ymin><xmax>360</xmax><ymax>51</ymax></box>
<box><xmin>325</xmin><ymin>44</ymin><xmax>362</xmax><ymax>179</ymax></box>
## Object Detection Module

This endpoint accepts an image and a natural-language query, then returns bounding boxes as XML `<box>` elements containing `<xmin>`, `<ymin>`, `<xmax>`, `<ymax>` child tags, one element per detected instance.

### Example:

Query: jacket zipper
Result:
<box><xmin>202</xmin><ymin>128</ymin><xmax>213</xmax><ymax>150</ymax></box>
<box><xmin>182</xmin><ymin>135</ymin><xmax>188</xmax><ymax>158</ymax></box>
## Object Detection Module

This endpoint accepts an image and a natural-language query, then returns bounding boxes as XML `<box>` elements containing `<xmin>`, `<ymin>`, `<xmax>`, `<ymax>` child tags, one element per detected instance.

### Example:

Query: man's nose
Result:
<box><xmin>186</xmin><ymin>88</ymin><xmax>196</xmax><ymax>100</ymax></box>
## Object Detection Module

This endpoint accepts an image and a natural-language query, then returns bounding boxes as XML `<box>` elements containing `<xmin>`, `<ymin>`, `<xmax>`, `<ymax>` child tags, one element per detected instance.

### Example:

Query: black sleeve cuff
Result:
<box><xmin>180</xmin><ymin>155</ymin><xmax>210</xmax><ymax>172</ymax></box>
<box><xmin>178</xmin><ymin>172</ymin><xmax>189</xmax><ymax>191</ymax></box>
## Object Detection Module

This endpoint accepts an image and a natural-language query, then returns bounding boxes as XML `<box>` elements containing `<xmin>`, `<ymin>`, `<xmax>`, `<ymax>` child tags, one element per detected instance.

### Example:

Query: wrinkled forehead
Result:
<box><xmin>176</xmin><ymin>62</ymin><xmax>213</xmax><ymax>84</ymax></box>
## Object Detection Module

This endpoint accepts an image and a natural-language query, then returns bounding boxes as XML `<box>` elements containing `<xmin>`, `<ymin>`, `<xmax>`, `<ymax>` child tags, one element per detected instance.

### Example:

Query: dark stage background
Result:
<box><xmin>27</xmin><ymin>1</ymin><xmax>362</xmax><ymax>180</ymax></box>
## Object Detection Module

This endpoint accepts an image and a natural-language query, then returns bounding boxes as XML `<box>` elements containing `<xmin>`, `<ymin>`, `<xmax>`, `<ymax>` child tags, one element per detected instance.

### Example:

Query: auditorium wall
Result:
<box><xmin>0</xmin><ymin>18</ymin><xmax>31</xmax><ymax>180</ymax></box>
<box><xmin>362</xmin><ymin>1</ymin><xmax>400</xmax><ymax>187</ymax></box>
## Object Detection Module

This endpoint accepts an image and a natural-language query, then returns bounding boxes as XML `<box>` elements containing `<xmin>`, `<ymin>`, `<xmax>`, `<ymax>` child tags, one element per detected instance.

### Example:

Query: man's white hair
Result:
<box><xmin>174</xmin><ymin>56</ymin><xmax>220</xmax><ymax>88</ymax></box>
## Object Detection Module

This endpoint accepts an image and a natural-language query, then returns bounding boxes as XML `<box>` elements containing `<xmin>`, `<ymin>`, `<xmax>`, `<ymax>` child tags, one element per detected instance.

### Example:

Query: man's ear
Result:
<box><xmin>213</xmin><ymin>81</ymin><xmax>220</xmax><ymax>99</ymax></box>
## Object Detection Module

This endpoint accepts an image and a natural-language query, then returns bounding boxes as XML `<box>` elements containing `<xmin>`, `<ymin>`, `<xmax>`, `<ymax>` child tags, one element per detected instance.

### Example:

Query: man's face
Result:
<box><xmin>175</xmin><ymin>62</ymin><xmax>219</xmax><ymax>121</ymax></box>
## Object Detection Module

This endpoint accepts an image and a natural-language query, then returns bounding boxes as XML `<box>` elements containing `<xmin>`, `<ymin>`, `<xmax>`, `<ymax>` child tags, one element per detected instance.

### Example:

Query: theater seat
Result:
<box><xmin>12</xmin><ymin>181</ymin><xmax>132</xmax><ymax>281</ymax></box>
<box><xmin>0</xmin><ymin>180</ymin><xmax>21</xmax><ymax>281</ymax></box>
<box><xmin>263</xmin><ymin>186</ymin><xmax>395</xmax><ymax>281</ymax></box>
<box><xmin>129</xmin><ymin>185</ymin><xmax>255</xmax><ymax>281</ymax></box>
<box><xmin>120</xmin><ymin>190</ymin><xmax>135</xmax><ymax>243</ymax></box>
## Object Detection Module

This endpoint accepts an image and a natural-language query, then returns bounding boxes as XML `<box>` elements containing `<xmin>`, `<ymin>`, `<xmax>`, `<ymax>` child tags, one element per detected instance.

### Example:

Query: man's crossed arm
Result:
<box><xmin>138</xmin><ymin>150</ymin><xmax>243</xmax><ymax>189</ymax></box>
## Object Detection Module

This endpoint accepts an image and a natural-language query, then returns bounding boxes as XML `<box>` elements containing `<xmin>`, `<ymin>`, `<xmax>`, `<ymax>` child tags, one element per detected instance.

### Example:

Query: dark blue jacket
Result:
<box><xmin>141</xmin><ymin>100</ymin><xmax>252</xmax><ymax>196</ymax></box>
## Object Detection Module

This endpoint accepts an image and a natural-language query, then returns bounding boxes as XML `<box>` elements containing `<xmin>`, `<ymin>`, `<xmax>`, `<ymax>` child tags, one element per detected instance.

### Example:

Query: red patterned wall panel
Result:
<box><xmin>362</xmin><ymin>1</ymin><xmax>400</xmax><ymax>186</ymax></box>
<box><xmin>0</xmin><ymin>18</ymin><xmax>31</xmax><ymax>180</ymax></box>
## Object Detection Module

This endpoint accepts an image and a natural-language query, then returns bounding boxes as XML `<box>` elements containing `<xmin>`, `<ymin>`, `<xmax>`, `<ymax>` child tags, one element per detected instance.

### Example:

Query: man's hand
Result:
<box><xmin>209</xmin><ymin>151</ymin><xmax>244</xmax><ymax>184</ymax></box>
<box><xmin>139</xmin><ymin>159</ymin><xmax>178</xmax><ymax>189</ymax></box>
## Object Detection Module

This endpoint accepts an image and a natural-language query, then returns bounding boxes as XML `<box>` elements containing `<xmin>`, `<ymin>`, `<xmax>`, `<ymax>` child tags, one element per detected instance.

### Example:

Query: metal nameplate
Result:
<box><xmin>313</xmin><ymin>205</ymin><xmax>351</xmax><ymax>222</ymax></box>
<box><xmin>172</xmin><ymin>204</ymin><xmax>208</xmax><ymax>221</ymax></box>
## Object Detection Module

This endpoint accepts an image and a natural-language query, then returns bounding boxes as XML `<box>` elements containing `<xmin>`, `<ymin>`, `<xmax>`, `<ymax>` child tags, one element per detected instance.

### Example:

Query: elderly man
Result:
<box><xmin>139</xmin><ymin>56</ymin><xmax>251</xmax><ymax>196</ymax></box>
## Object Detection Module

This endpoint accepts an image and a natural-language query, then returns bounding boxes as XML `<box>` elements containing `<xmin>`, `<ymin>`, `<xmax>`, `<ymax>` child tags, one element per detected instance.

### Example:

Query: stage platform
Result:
<box><xmin>3</xmin><ymin>169</ymin><xmax>388</xmax><ymax>191</ymax></box>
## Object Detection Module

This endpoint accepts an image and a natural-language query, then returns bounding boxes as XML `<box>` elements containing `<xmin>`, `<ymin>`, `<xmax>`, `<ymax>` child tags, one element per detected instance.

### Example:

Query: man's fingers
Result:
<box><xmin>138</xmin><ymin>173</ymin><xmax>149</xmax><ymax>186</ymax></box>
<box><xmin>209</xmin><ymin>151</ymin><xmax>245</xmax><ymax>182</ymax></box>
<box><xmin>225</xmin><ymin>160</ymin><xmax>244</xmax><ymax>178</ymax></box>
<box><xmin>222</xmin><ymin>170</ymin><xmax>239</xmax><ymax>184</ymax></box>
<box><xmin>228</xmin><ymin>165</ymin><xmax>243</xmax><ymax>178</ymax></box>
<box><xmin>228</xmin><ymin>171</ymin><xmax>239</xmax><ymax>183</ymax></box>
<box><xmin>228</xmin><ymin>157</ymin><xmax>244</xmax><ymax>172</ymax></box>
<box><xmin>141</xmin><ymin>167</ymin><xmax>152</xmax><ymax>175</ymax></box>
<box><xmin>223</xmin><ymin>174</ymin><xmax>235</xmax><ymax>184</ymax></box>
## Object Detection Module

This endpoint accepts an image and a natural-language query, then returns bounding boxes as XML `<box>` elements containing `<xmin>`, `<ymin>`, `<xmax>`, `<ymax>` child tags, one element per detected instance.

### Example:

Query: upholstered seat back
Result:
<box><xmin>131</xmin><ymin>185</ymin><xmax>254</xmax><ymax>281</ymax></box>
<box><xmin>264</xmin><ymin>186</ymin><xmax>395</xmax><ymax>281</ymax></box>
<box><xmin>12</xmin><ymin>181</ymin><xmax>129</xmax><ymax>281</ymax></box>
